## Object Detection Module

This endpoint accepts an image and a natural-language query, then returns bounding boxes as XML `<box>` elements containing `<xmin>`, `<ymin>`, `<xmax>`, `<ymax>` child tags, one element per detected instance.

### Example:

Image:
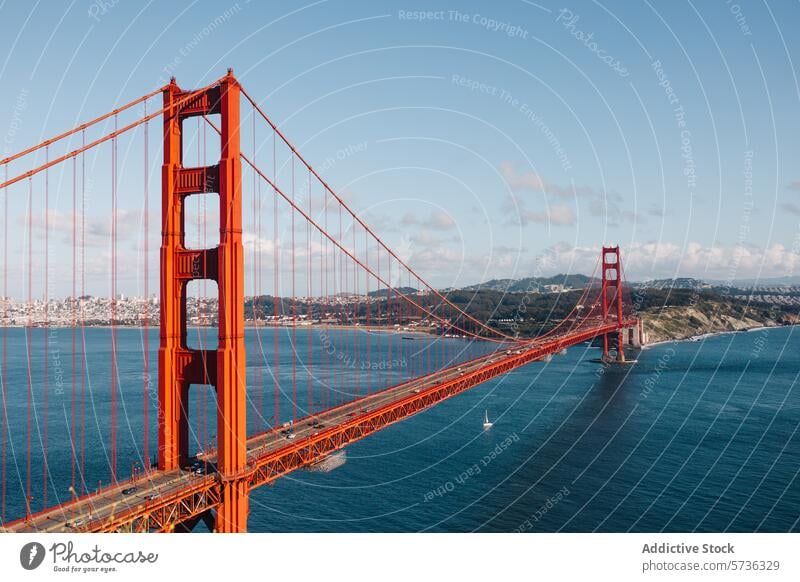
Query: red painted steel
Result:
<box><xmin>3</xmin><ymin>316</ymin><xmax>635</xmax><ymax>533</ymax></box>
<box><xmin>0</xmin><ymin>71</ymin><xmax>639</xmax><ymax>533</ymax></box>
<box><xmin>601</xmin><ymin>246</ymin><xmax>625</xmax><ymax>361</ymax></box>
<box><xmin>158</xmin><ymin>71</ymin><xmax>247</xmax><ymax>532</ymax></box>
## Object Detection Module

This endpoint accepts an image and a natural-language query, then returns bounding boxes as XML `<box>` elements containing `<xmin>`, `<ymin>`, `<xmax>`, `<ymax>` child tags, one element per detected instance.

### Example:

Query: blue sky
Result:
<box><xmin>1</xmin><ymin>0</ymin><xmax>800</xmax><ymax>297</ymax></box>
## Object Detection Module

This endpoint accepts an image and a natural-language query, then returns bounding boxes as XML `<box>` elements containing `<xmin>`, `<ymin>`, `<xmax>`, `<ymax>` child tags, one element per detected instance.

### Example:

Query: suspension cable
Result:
<box><xmin>0</xmin><ymin>77</ymin><xmax>225</xmax><ymax>191</ymax></box>
<box><xmin>239</xmin><ymin>85</ymin><xmax>517</xmax><ymax>342</ymax></box>
<box><xmin>204</xmin><ymin>115</ymin><xmax>506</xmax><ymax>343</ymax></box>
<box><xmin>0</xmin><ymin>86</ymin><xmax>166</xmax><ymax>168</ymax></box>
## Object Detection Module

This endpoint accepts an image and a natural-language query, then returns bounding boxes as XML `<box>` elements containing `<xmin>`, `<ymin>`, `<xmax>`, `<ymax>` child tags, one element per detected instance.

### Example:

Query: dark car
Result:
<box><xmin>122</xmin><ymin>486</ymin><xmax>137</xmax><ymax>495</ymax></box>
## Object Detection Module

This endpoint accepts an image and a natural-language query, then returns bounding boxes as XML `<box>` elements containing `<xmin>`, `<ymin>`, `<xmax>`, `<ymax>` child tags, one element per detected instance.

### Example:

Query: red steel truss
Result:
<box><xmin>3</xmin><ymin>317</ymin><xmax>636</xmax><ymax>533</ymax></box>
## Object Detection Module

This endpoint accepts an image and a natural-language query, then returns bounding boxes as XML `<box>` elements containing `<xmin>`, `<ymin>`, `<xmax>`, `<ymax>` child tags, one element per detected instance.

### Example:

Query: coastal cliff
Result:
<box><xmin>640</xmin><ymin>299</ymin><xmax>799</xmax><ymax>344</ymax></box>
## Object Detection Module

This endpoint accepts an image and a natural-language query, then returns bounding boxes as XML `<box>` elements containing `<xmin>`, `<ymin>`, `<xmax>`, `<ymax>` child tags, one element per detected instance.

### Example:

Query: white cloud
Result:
<box><xmin>526</xmin><ymin>204</ymin><xmax>576</xmax><ymax>226</ymax></box>
<box><xmin>28</xmin><ymin>209</ymin><xmax>150</xmax><ymax>247</ymax></box>
<box><xmin>502</xmin><ymin>194</ymin><xmax>576</xmax><ymax>227</ymax></box>
<box><xmin>499</xmin><ymin>161</ymin><xmax>638</xmax><ymax>227</ymax></box>
<box><xmin>499</xmin><ymin>161</ymin><xmax>592</xmax><ymax>198</ymax></box>
<box><xmin>782</xmin><ymin>202</ymin><xmax>800</xmax><ymax>216</ymax></box>
<box><xmin>400</xmin><ymin>209</ymin><xmax>457</xmax><ymax>230</ymax></box>
<box><xmin>529</xmin><ymin>241</ymin><xmax>800</xmax><ymax>281</ymax></box>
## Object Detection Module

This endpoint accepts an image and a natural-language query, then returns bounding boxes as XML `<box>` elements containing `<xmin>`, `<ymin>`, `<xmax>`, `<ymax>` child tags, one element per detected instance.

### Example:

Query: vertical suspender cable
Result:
<box><xmin>110</xmin><ymin>115</ymin><xmax>118</xmax><ymax>482</ymax></box>
<box><xmin>43</xmin><ymin>147</ymin><xmax>49</xmax><ymax>508</ymax></box>
<box><xmin>398</xmin><ymin>255</ymin><xmax>403</xmax><ymax>382</ymax></box>
<box><xmin>352</xmin><ymin>220</ymin><xmax>358</xmax><ymax>398</ymax></box>
<box><xmin>338</xmin><ymin>203</ymin><xmax>343</xmax><ymax>403</ymax></box>
<box><xmin>322</xmin><ymin>187</ymin><xmax>328</xmax><ymax>410</ymax></box>
<box><xmin>291</xmin><ymin>157</ymin><xmax>296</xmax><ymax>422</ymax></box>
<box><xmin>317</xmin><ymin>182</ymin><xmax>323</xmax><ymax>412</ymax></box>
<box><xmin>142</xmin><ymin>99</ymin><xmax>150</xmax><ymax>470</ymax></box>
<box><xmin>387</xmin><ymin>254</ymin><xmax>392</xmax><ymax>390</ymax></box>
<box><xmin>423</xmin><ymin>277</ymin><xmax>430</xmax><ymax>375</ymax></box>
<box><xmin>376</xmin><ymin>245</ymin><xmax>381</xmax><ymax>390</ymax></box>
<box><xmin>407</xmin><ymin>269</ymin><xmax>412</xmax><ymax>378</ymax></box>
<box><xmin>25</xmin><ymin>177</ymin><xmax>32</xmax><ymax>516</ymax></box>
<box><xmin>365</xmin><ymin>228</ymin><xmax>370</xmax><ymax>394</ymax></box>
<box><xmin>251</xmin><ymin>113</ymin><xmax>261</xmax><ymax>430</ymax></box>
<box><xmin>80</xmin><ymin>130</ymin><xmax>86</xmax><ymax>493</ymax></box>
<box><xmin>71</xmin><ymin>155</ymin><xmax>77</xmax><ymax>491</ymax></box>
<box><xmin>253</xmin><ymin>113</ymin><xmax>264</xmax><ymax>432</ymax></box>
<box><xmin>257</xmin><ymin>129</ymin><xmax>264</xmax><ymax>431</ymax></box>
<box><xmin>201</xmin><ymin>118</ymin><xmax>208</xmax><ymax>452</ymax></box>
<box><xmin>1</xmin><ymin>165</ymin><xmax>6</xmax><ymax>521</ymax></box>
<box><xmin>306</xmin><ymin>170</ymin><xmax>312</xmax><ymax>415</ymax></box>
<box><xmin>272</xmin><ymin>130</ymin><xmax>279</xmax><ymax>427</ymax></box>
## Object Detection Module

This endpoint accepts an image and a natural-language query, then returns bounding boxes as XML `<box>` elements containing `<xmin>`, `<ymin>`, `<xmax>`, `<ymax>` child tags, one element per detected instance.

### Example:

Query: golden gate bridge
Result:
<box><xmin>0</xmin><ymin>70</ymin><xmax>640</xmax><ymax>532</ymax></box>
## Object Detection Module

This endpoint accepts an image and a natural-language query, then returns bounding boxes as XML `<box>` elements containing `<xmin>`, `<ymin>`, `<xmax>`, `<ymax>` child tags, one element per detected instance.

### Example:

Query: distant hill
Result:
<box><xmin>706</xmin><ymin>276</ymin><xmax>800</xmax><ymax>287</ymax></box>
<box><xmin>463</xmin><ymin>273</ymin><xmax>596</xmax><ymax>293</ymax></box>
<box><xmin>636</xmin><ymin>290</ymin><xmax>798</xmax><ymax>343</ymax></box>
<box><xmin>635</xmin><ymin>276</ymin><xmax>800</xmax><ymax>289</ymax></box>
<box><xmin>368</xmin><ymin>286</ymin><xmax>418</xmax><ymax>298</ymax></box>
<box><xmin>631</xmin><ymin>277</ymin><xmax>707</xmax><ymax>290</ymax></box>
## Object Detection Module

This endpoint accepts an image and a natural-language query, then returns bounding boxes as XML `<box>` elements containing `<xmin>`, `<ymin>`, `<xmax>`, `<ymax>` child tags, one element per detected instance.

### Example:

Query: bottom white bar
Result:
<box><xmin>0</xmin><ymin>533</ymin><xmax>797</xmax><ymax>581</ymax></box>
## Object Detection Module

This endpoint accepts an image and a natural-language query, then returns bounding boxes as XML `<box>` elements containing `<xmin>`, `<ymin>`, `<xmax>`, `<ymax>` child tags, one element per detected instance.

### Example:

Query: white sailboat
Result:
<box><xmin>483</xmin><ymin>410</ymin><xmax>493</xmax><ymax>429</ymax></box>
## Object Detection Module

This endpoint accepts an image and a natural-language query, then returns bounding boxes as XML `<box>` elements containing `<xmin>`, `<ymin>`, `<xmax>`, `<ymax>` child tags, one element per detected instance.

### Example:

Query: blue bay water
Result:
<box><xmin>1</xmin><ymin>325</ymin><xmax>798</xmax><ymax>532</ymax></box>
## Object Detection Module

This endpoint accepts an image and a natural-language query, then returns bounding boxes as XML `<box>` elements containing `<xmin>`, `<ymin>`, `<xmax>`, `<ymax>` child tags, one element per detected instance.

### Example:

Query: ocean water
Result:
<box><xmin>1</xmin><ymin>325</ymin><xmax>798</xmax><ymax>532</ymax></box>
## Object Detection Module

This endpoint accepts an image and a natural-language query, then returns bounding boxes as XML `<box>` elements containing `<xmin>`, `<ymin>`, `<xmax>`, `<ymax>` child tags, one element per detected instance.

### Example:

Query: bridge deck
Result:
<box><xmin>3</xmin><ymin>319</ymin><xmax>636</xmax><ymax>532</ymax></box>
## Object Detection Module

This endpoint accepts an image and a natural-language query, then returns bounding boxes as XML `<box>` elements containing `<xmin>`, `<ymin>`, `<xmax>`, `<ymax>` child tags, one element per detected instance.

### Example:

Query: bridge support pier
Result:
<box><xmin>216</xmin><ymin>479</ymin><xmax>248</xmax><ymax>532</ymax></box>
<box><xmin>628</xmin><ymin>324</ymin><xmax>642</xmax><ymax>348</ymax></box>
<box><xmin>601</xmin><ymin>334</ymin><xmax>626</xmax><ymax>363</ymax></box>
<box><xmin>636</xmin><ymin>320</ymin><xmax>647</xmax><ymax>346</ymax></box>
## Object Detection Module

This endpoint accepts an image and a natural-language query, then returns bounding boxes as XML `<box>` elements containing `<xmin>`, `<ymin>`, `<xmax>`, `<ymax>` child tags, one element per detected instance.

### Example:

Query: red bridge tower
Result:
<box><xmin>601</xmin><ymin>245</ymin><xmax>626</xmax><ymax>362</ymax></box>
<box><xmin>158</xmin><ymin>71</ymin><xmax>248</xmax><ymax>532</ymax></box>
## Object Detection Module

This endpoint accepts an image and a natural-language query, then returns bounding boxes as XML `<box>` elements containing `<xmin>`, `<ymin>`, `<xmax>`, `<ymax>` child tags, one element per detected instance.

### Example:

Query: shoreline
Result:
<box><xmin>0</xmin><ymin>323</ymin><xmax>438</xmax><ymax>336</ymax></box>
<box><xmin>4</xmin><ymin>321</ymin><xmax>796</xmax><ymax>345</ymax></box>
<box><xmin>640</xmin><ymin>322</ymin><xmax>798</xmax><ymax>350</ymax></box>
